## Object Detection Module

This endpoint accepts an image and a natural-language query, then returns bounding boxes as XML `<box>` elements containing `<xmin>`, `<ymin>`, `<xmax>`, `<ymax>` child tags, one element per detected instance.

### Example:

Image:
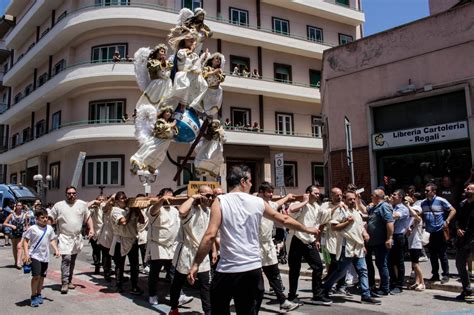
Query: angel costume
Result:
<box><xmin>194</xmin><ymin>120</ymin><xmax>225</xmax><ymax>177</ymax></box>
<box><xmin>130</xmin><ymin>106</ymin><xmax>176</xmax><ymax>173</ymax></box>
<box><xmin>134</xmin><ymin>46</ymin><xmax>173</xmax><ymax>110</ymax></box>
<box><xmin>192</xmin><ymin>53</ymin><xmax>225</xmax><ymax>117</ymax></box>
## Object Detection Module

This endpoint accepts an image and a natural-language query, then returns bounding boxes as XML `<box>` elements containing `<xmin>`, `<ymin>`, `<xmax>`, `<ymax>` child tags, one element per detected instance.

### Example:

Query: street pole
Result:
<box><xmin>344</xmin><ymin>116</ymin><xmax>355</xmax><ymax>185</ymax></box>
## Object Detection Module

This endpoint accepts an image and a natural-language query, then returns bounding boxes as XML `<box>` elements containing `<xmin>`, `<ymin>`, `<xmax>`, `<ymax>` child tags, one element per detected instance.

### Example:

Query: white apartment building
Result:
<box><xmin>0</xmin><ymin>0</ymin><xmax>364</xmax><ymax>201</ymax></box>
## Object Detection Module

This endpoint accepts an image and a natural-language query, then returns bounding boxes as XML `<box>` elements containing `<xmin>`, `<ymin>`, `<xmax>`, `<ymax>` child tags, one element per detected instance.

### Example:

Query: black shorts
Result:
<box><xmin>31</xmin><ymin>258</ymin><xmax>48</xmax><ymax>277</ymax></box>
<box><xmin>409</xmin><ymin>249</ymin><xmax>422</xmax><ymax>263</ymax></box>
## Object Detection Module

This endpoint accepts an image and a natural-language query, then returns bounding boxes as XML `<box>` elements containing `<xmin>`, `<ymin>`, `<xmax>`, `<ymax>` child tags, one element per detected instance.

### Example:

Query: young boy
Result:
<box><xmin>23</xmin><ymin>208</ymin><xmax>59</xmax><ymax>307</ymax></box>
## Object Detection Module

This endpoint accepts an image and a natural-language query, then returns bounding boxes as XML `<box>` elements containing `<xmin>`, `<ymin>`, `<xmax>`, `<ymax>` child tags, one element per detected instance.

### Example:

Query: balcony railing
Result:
<box><xmin>2</xmin><ymin>119</ymin><xmax>320</xmax><ymax>153</ymax></box>
<box><xmin>0</xmin><ymin>103</ymin><xmax>7</xmax><ymax>114</ymax></box>
<box><xmin>5</xmin><ymin>1</ymin><xmax>338</xmax><ymax>74</ymax></box>
<box><xmin>323</xmin><ymin>0</ymin><xmax>363</xmax><ymax>12</ymax></box>
<box><xmin>1</xmin><ymin>59</ymin><xmax>318</xmax><ymax>116</ymax></box>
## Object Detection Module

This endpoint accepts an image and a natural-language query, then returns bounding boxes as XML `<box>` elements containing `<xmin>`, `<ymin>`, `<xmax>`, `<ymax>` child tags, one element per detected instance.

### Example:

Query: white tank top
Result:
<box><xmin>217</xmin><ymin>192</ymin><xmax>265</xmax><ymax>273</ymax></box>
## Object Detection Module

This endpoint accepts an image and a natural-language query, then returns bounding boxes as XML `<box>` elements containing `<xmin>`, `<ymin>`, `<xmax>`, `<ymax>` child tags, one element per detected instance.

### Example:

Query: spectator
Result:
<box><xmin>125</xmin><ymin>55</ymin><xmax>133</xmax><ymax>62</ymax></box>
<box><xmin>365</xmin><ymin>189</ymin><xmax>394</xmax><ymax>296</ymax></box>
<box><xmin>251</xmin><ymin>68</ymin><xmax>260</xmax><ymax>79</ymax></box>
<box><xmin>421</xmin><ymin>183</ymin><xmax>456</xmax><ymax>283</ymax></box>
<box><xmin>389</xmin><ymin>189</ymin><xmax>410</xmax><ymax>293</ymax></box>
<box><xmin>405</xmin><ymin>194</ymin><xmax>425</xmax><ymax>291</ymax></box>
<box><xmin>251</xmin><ymin>122</ymin><xmax>259</xmax><ymax>132</ymax></box>
<box><xmin>22</xmin><ymin>209</ymin><xmax>60</xmax><ymax>307</ymax></box>
<box><xmin>3</xmin><ymin>201</ymin><xmax>29</xmax><ymax>268</ymax></box>
<box><xmin>2</xmin><ymin>201</ymin><xmax>13</xmax><ymax>246</ymax></box>
<box><xmin>454</xmin><ymin>183</ymin><xmax>474</xmax><ymax>300</ymax></box>
<box><xmin>113</xmin><ymin>51</ymin><xmax>121</xmax><ymax>62</ymax></box>
<box><xmin>242</xmin><ymin>66</ymin><xmax>250</xmax><ymax>77</ymax></box>
<box><xmin>224</xmin><ymin>118</ymin><xmax>231</xmax><ymax>129</ymax></box>
<box><xmin>232</xmin><ymin>66</ymin><xmax>240</xmax><ymax>76</ymax></box>
<box><xmin>122</xmin><ymin>113</ymin><xmax>129</xmax><ymax>123</ymax></box>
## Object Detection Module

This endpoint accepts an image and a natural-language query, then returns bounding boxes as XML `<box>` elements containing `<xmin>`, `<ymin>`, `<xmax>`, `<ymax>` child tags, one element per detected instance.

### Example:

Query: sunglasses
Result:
<box><xmin>66</xmin><ymin>192</ymin><xmax>77</xmax><ymax>195</ymax></box>
<box><xmin>203</xmin><ymin>194</ymin><xmax>215</xmax><ymax>199</ymax></box>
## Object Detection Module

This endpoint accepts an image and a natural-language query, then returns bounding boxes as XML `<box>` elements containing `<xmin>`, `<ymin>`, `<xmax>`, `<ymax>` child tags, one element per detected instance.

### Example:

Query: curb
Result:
<box><xmin>278</xmin><ymin>267</ymin><xmax>462</xmax><ymax>293</ymax></box>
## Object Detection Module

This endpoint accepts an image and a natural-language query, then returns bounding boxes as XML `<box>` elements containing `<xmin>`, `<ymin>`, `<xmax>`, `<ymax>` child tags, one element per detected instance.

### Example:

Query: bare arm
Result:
<box><xmin>149</xmin><ymin>196</ymin><xmax>173</xmax><ymax>217</ymax></box>
<box><xmin>356</xmin><ymin>196</ymin><xmax>367</xmax><ymax>214</ymax></box>
<box><xmin>445</xmin><ymin>207</ymin><xmax>456</xmax><ymax>226</ymax></box>
<box><xmin>288</xmin><ymin>194</ymin><xmax>309</xmax><ymax>213</ymax></box>
<box><xmin>179</xmin><ymin>195</ymin><xmax>201</xmax><ymax>218</ymax></box>
<box><xmin>407</xmin><ymin>206</ymin><xmax>422</xmax><ymax>222</ymax></box>
<box><xmin>385</xmin><ymin>221</ymin><xmax>394</xmax><ymax>249</ymax></box>
<box><xmin>23</xmin><ymin>237</ymin><xmax>30</xmax><ymax>262</ymax></box>
<box><xmin>3</xmin><ymin>213</ymin><xmax>14</xmax><ymax>228</ymax></box>
<box><xmin>275</xmin><ymin>194</ymin><xmax>295</xmax><ymax>209</ymax></box>
<box><xmin>50</xmin><ymin>239</ymin><xmax>60</xmax><ymax>257</ymax></box>
<box><xmin>331</xmin><ymin>216</ymin><xmax>354</xmax><ymax>231</ymax></box>
<box><xmin>263</xmin><ymin>202</ymin><xmax>319</xmax><ymax>235</ymax></box>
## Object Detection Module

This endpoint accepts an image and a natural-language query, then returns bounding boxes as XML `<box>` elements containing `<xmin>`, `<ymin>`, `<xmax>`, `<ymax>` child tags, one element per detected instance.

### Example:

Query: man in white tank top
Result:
<box><xmin>188</xmin><ymin>165</ymin><xmax>319</xmax><ymax>314</ymax></box>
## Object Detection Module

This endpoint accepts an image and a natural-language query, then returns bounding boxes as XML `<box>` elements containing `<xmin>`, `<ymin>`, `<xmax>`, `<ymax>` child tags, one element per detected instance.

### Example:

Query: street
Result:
<box><xmin>0</xmin><ymin>242</ymin><xmax>473</xmax><ymax>314</ymax></box>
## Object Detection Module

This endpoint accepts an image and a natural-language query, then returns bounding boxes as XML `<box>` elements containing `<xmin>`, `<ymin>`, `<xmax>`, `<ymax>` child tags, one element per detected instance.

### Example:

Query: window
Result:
<box><xmin>56</xmin><ymin>11</ymin><xmax>67</xmax><ymax>23</ymax></box>
<box><xmin>284</xmin><ymin>161</ymin><xmax>297</xmax><ymax>187</ymax></box>
<box><xmin>49</xmin><ymin>162</ymin><xmax>60</xmax><ymax>189</ymax></box>
<box><xmin>336</xmin><ymin>0</ymin><xmax>350</xmax><ymax>6</ymax></box>
<box><xmin>51</xmin><ymin>111</ymin><xmax>61</xmax><ymax>130</ymax></box>
<box><xmin>11</xmin><ymin>133</ymin><xmax>19</xmax><ymax>148</ymax></box>
<box><xmin>10</xmin><ymin>173</ymin><xmax>17</xmax><ymax>184</ymax></box>
<box><xmin>14</xmin><ymin>92</ymin><xmax>23</xmax><ymax>104</ymax></box>
<box><xmin>182</xmin><ymin>0</ymin><xmax>202</xmax><ymax>10</ymax></box>
<box><xmin>274</xmin><ymin>63</ymin><xmax>292</xmax><ymax>83</ymax></box>
<box><xmin>3</xmin><ymin>63</ymin><xmax>8</xmax><ymax>73</ymax></box>
<box><xmin>312</xmin><ymin>163</ymin><xmax>324</xmax><ymax>187</ymax></box>
<box><xmin>24</xmin><ymin>84</ymin><xmax>33</xmax><ymax>96</ymax></box>
<box><xmin>38</xmin><ymin>73</ymin><xmax>48</xmax><ymax>87</ymax></box>
<box><xmin>95</xmin><ymin>0</ymin><xmax>130</xmax><ymax>6</ymax></box>
<box><xmin>231</xmin><ymin>107</ymin><xmax>251</xmax><ymax>128</ymax></box>
<box><xmin>307</xmin><ymin>26</ymin><xmax>323</xmax><ymax>42</ymax></box>
<box><xmin>276</xmin><ymin>112</ymin><xmax>293</xmax><ymax>135</ymax></box>
<box><xmin>229</xmin><ymin>7</ymin><xmax>248</xmax><ymax>26</ymax></box>
<box><xmin>21</xmin><ymin>127</ymin><xmax>31</xmax><ymax>143</ymax></box>
<box><xmin>309</xmin><ymin>69</ymin><xmax>321</xmax><ymax>88</ymax></box>
<box><xmin>312</xmin><ymin>116</ymin><xmax>323</xmax><ymax>138</ymax></box>
<box><xmin>229</xmin><ymin>55</ymin><xmax>250</xmax><ymax>74</ymax></box>
<box><xmin>20</xmin><ymin>171</ymin><xmax>26</xmax><ymax>185</ymax></box>
<box><xmin>177</xmin><ymin>157</ymin><xmax>205</xmax><ymax>185</ymax></box>
<box><xmin>54</xmin><ymin>59</ymin><xmax>66</xmax><ymax>75</ymax></box>
<box><xmin>91</xmin><ymin>43</ymin><xmax>127</xmax><ymax>63</ymax></box>
<box><xmin>35</xmin><ymin>120</ymin><xmax>45</xmax><ymax>138</ymax></box>
<box><xmin>84</xmin><ymin>156</ymin><xmax>124</xmax><ymax>186</ymax></box>
<box><xmin>89</xmin><ymin>99</ymin><xmax>125</xmax><ymax>123</ymax></box>
<box><xmin>339</xmin><ymin>33</ymin><xmax>353</xmax><ymax>45</ymax></box>
<box><xmin>272</xmin><ymin>17</ymin><xmax>289</xmax><ymax>35</ymax></box>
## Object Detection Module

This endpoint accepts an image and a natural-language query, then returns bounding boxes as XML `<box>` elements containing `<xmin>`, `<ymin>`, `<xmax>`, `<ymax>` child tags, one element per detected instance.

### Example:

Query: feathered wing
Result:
<box><xmin>177</xmin><ymin>8</ymin><xmax>193</xmax><ymax>26</ymax></box>
<box><xmin>134</xmin><ymin>104</ymin><xmax>157</xmax><ymax>144</ymax></box>
<box><xmin>134</xmin><ymin>47</ymin><xmax>152</xmax><ymax>92</ymax></box>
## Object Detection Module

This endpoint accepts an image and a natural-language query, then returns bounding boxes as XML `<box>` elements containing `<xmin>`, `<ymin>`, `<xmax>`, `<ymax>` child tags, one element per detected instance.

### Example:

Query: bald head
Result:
<box><xmin>372</xmin><ymin>189</ymin><xmax>385</xmax><ymax>204</ymax></box>
<box><xmin>198</xmin><ymin>185</ymin><xmax>213</xmax><ymax>194</ymax></box>
<box><xmin>330</xmin><ymin>187</ymin><xmax>343</xmax><ymax>203</ymax></box>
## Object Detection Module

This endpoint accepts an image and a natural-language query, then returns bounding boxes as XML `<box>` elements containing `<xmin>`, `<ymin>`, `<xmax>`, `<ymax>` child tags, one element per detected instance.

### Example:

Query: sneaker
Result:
<box><xmin>373</xmin><ymin>290</ymin><xmax>390</xmax><ymax>296</ymax></box>
<box><xmin>168</xmin><ymin>309</ymin><xmax>180</xmax><ymax>315</ymax></box>
<box><xmin>37</xmin><ymin>294</ymin><xmax>44</xmax><ymax>304</ymax></box>
<box><xmin>30</xmin><ymin>295</ymin><xmax>39</xmax><ymax>307</ymax></box>
<box><xmin>334</xmin><ymin>287</ymin><xmax>353</xmax><ymax>296</ymax></box>
<box><xmin>455</xmin><ymin>291</ymin><xmax>472</xmax><ymax>300</ymax></box>
<box><xmin>68</xmin><ymin>283</ymin><xmax>76</xmax><ymax>290</ymax></box>
<box><xmin>288</xmin><ymin>295</ymin><xmax>304</xmax><ymax>305</ymax></box>
<box><xmin>415</xmin><ymin>284</ymin><xmax>426</xmax><ymax>291</ymax></box>
<box><xmin>280</xmin><ymin>300</ymin><xmax>300</xmax><ymax>312</ymax></box>
<box><xmin>429</xmin><ymin>275</ymin><xmax>440</xmax><ymax>282</ymax></box>
<box><xmin>309</xmin><ymin>295</ymin><xmax>333</xmax><ymax>306</ymax></box>
<box><xmin>178</xmin><ymin>294</ymin><xmax>193</xmax><ymax>306</ymax></box>
<box><xmin>361</xmin><ymin>296</ymin><xmax>381</xmax><ymax>305</ymax></box>
<box><xmin>149</xmin><ymin>296</ymin><xmax>158</xmax><ymax>305</ymax></box>
<box><xmin>94</xmin><ymin>266</ymin><xmax>101</xmax><ymax>274</ymax></box>
<box><xmin>441</xmin><ymin>276</ymin><xmax>450</xmax><ymax>284</ymax></box>
<box><xmin>114</xmin><ymin>285</ymin><xmax>123</xmax><ymax>293</ymax></box>
<box><xmin>409</xmin><ymin>283</ymin><xmax>419</xmax><ymax>290</ymax></box>
<box><xmin>61</xmin><ymin>283</ymin><xmax>68</xmax><ymax>294</ymax></box>
<box><xmin>143</xmin><ymin>266</ymin><xmax>150</xmax><ymax>274</ymax></box>
<box><xmin>419</xmin><ymin>256</ymin><xmax>429</xmax><ymax>262</ymax></box>
<box><xmin>390</xmin><ymin>287</ymin><xmax>402</xmax><ymax>294</ymax></box>
<box><xmin>130</xmin><ymin>287</ymin><xmax>143</xmax><ymax>295</ymax></box>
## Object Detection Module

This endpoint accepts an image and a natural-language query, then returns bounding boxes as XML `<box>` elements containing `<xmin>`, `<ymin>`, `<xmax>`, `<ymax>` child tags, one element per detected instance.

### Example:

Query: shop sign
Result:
<box><xmin>372</xmin><ymin>121</ymin><xmax>468</xmax><ymax>150</ymax></box>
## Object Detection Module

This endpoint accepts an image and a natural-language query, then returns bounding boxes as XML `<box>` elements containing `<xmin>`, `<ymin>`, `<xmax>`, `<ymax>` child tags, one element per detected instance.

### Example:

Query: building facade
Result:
<box><xmin>0</xmin><ymin>0</ymin><xmax>364</xmax><ymax>201</ymax></box>
<box><xmin>321</xmin><ymin>0</ymin><xmax>473</xmax><ymax>199</ymax></box>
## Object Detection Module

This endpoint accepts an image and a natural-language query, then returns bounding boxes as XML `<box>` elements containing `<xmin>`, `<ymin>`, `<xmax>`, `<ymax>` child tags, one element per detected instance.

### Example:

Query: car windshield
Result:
<box><xmin>10</xmin><ymin>185</ymin><xmax>37</xmax><ymax>198</ymax></box>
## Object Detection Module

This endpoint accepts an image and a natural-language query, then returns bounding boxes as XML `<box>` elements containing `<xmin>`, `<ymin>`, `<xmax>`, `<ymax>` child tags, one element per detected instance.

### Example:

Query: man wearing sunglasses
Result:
<box><xmin>188</xmin><ymin>165</ymin><xmax>319</xmax><ymax>314</ymax></box>
<box><xmin>169</xmin><ymin>185</ymin><xmax>216</xmax><ymax>315</ymax></box>
<box><xmin>49</xmin><ymin>186</ymin><xmax>94</xmax><ymax>294</ymax></box>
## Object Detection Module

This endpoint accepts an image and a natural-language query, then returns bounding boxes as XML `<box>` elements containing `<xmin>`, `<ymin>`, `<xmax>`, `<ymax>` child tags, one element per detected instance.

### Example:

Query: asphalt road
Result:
<box><xmin>0</xmin><ymin>242</ymin><xmax>473</xmax><ymax>315</ymax></box>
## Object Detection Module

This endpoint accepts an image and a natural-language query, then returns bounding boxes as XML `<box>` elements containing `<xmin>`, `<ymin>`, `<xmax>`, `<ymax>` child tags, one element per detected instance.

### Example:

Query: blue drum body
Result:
<box><xmin>173</xmin><ymin>109</ymin><xmax>201</xmax><ymax>143</ymax></box>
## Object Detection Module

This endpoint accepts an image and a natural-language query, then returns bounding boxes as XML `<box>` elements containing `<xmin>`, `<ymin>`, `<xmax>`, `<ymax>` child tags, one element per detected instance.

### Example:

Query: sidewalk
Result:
<box><xmin>278</xmin><ymin>255</ymin><xmax>466</xmax><ymax>293</ymax></box>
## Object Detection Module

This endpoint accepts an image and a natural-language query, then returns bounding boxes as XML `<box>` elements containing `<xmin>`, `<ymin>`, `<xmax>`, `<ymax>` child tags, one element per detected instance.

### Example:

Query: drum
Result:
<box><xmin>173</xmin><ymin>108</ymin><xmax>201</xmax><ymax>143</ymax></box>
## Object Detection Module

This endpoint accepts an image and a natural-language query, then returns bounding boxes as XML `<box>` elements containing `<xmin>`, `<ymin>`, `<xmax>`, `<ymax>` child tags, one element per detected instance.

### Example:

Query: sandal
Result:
<box><xmin>415</xmin><ymin>284</ymin><xmax>425</xmax><ymax>291</ymax></box>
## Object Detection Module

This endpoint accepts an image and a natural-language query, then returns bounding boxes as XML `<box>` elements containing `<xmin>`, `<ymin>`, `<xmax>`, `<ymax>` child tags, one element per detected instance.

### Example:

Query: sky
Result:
<box><xmin>0</xmin><ymin>0</ymin><xmax>430</xmax><ymax>37</ymax></box>
<box><xmin>363</xmin><ymin>0</ymin><xmax>430</xmax><ymax>36</ymax></box>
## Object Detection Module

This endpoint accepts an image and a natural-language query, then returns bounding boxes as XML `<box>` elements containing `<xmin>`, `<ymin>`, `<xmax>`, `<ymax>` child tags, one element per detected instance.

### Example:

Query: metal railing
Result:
<box><xmin>5</xmin><ymin>1</ymin><xmax>341</xmax><ymax>73</ymax></box>
<box><xmin>2</xmin><ymin>118</ymin><xmax>320</xmax><ymax>153</ymax></box>
<box><xmin>323</xmin><ymin>0</ymin><xmax>363</xmax><ymax>12</ymax></box>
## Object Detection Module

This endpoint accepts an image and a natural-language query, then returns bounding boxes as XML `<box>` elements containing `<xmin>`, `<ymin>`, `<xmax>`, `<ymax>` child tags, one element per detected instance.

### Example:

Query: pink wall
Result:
<box><xmin>322</xmin><ymin>2</ymin><xmax>474</xmax><ymax>151</ymax></box>
<box><xmin>429</xmin><ymin>0</ymin><xmax>460</xmax><ymax>15</ymax></box>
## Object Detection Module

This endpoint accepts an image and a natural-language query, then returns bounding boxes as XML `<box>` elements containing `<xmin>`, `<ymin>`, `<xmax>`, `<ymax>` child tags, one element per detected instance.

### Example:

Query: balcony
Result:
<box><xmin>0</xmin><ymin>120</ymin><xmax>322</xmax><ymax>164</ymax></box>
<box><xmin>0</xmin><ymin>61</ymin><xmax>319</xmax><ymax>124</ymax></box>
<box><xmin>3</xmin><ymin>3</ymin><xmax>332</xmax><ymax>86</ymax></box>
<box><xmin>262</xmin><ymin>0</ymin><xmax>365</xmax><ymax>26</ymax></box>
